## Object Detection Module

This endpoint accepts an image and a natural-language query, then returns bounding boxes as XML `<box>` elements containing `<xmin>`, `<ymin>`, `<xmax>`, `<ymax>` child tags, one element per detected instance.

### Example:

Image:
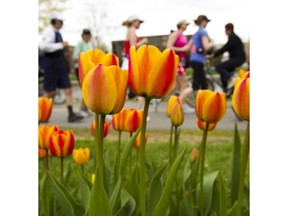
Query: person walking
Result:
<box><xmin>179</xmin><ymin>15</ymin><xmax>213</xmax><ymax>103</ymax></box>
<box><xmin>71</xmin><ymin>29</ymin><xmax>94</xmax><ymax>118</ymax></box>
<box><xmin>166</xmin><ymin>19</ymin><xmax>194</xmax><ymax>113</ymax></box>
<box><xmin>122</xmin><ymin>15</ymin><xmax>149</xmax><ymax>110</ymax></box>
<box><xmin>39</xmin><ymin>13</ymin><xmax>83</xmax><ymax>123</ymax></box>
<box><xmin>208</xmin><ymin>23</ymin><xmax>246</xmax><ymax>95</ymax></box>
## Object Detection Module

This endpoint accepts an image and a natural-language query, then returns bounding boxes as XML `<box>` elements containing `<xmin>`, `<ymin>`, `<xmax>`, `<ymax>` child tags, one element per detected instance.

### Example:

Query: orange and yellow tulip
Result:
<box><xmin>166</xmin><ymin>95</ymin><xmax>178</xmax><ymax>118</ymax></box>
<box><xmin>38</xmin><ymin>97</ymin><xmax>53</xmax><ymax>122</ymax></box>
<box><xmin>190</xmin><ymin>147</ymin><xmax>199</xmax><ymax>162</ymax></box>
<box><xmin>38</xmin><ymin>125</ymin><xmax>59</xmax><ymax>149</ymax></box>
<box><xmin>38</xmin><ymin>148</ymin><xmax>47</xmax><ymax>159</ymax></box>
<box><xmin>82</xmin><ymin>64</ymin><xmax>128</xmax><ymax>115</ymax></box>
<box><xmin>232</xmin><ymin>72</ymin><xmax>250</xmax><ymax>121</ymax></box>
<box><xmin>133</xmin><ymin>132</ymin><xmax>148</xmax><ymax>148</ymax></box>
<box><xmin>196</xmin><ymin>90</ymin><xmax>226</xmax><ymax>123</ymax></box>
<box><xmin>49</xmin><ymin>129</ymin><xmax>75</xmax><ymax>157</ymax></box>
<box><xmin>73</xmin><ymin>148</ymin><xmax>90</xmax><ymax>165</ymax></box>
<box><xmin>78</xmin><ymin>48</ymin><xmax>118</xmax><ymax>87</ymax></box>
<box><xmin>129</xmin><ymin>45</ymin><xmax>179</xmax><ymax>99</ymax></box>
<box><xmin>197</xmin><ymin>117</ymin><xmax>216</xmax><ymax>131</ymax></box>
<box><xmin>112</xmin><ymin>108</ymin><xmax>143</xmax><ymax>133</ymax></box>
<box><xmin>90</xmin><ymin>120</ymin><xmax>110</xmax><ymax>137</ymax></box>
<box><xmin>170</xmin><ymin>97</ymin><xmax>184</xmax><ymax>127</ymax></box>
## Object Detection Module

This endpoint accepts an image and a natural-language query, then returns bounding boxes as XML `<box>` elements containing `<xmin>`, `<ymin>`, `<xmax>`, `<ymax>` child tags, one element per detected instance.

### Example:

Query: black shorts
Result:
<box><xmin>43</xmin><ymin>57</ymin><xmax>71</xmax><ymax>92</ymax></box>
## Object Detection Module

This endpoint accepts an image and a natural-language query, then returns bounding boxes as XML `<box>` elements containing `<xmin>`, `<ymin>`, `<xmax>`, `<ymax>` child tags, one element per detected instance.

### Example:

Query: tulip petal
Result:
<box><xmin>202</xmin><ymin>92</ymin><xmax>226</xmax><ymax>123</ymax></box>
<box><xmin>108</xmin><ymin>66</ymin><xmax>128</xmax><ymax>114</ymax></box>
<box><xmin>148</xmin><ymin>49</ymin><xmax>178</xmax><ymax>98</ymax></box>
<box><xmin>82</xmin><ymin>65</ymin><xmax>117</xmax><ymax>114</ymax></box>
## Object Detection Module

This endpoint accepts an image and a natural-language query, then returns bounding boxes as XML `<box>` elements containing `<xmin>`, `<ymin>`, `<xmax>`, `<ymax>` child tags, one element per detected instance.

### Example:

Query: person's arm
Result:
<box><xmin>39</xmin><ymin>27</ymin><xmax>67</xmax><ymax>52</ymax></box>
<box><xmin>128</xmin><ymin>27</ymin><xmax>148</xmax><ymax>48</ymax></box>
<box><xmin>201</xmin><ymin>35</ymin><xmax>213</xmax><ymax>52</ymax></box>
<box><xmin>166</xmin><ymin>32</ymin><xmax>192</xmax><ymax>52</ymax></box>
<box><xmin>213</xmin><ymin>36</ymin><xmax>236</xmax><ymax>57</ymax></box>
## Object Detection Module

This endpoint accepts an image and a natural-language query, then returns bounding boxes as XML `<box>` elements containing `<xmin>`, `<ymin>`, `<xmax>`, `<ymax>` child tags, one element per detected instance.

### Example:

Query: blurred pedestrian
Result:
<box><xmin>122</xmin><ymin>15</ymin><xmax>149</xmax><ymax>112</ymax></box>
<box><xmin>208</xmin><ymin>23</ymin><xmax>246</xmax><ymax>95</ymax></box>
<box><xmin>166</xmin><ymin>19</ymin><xmax>194</xmax><ymax>113</ymax></box>
<box><xmin>180</xmin><ymin>15</ymin><xmax>213</xmax><ymax>102</ymax></box>
<box><xmin>71</xmin><ymin>28</ymin><xmax>94</xmax><ymax>118</ymax></box>
<box><xmin>39</xmin><ymin>13</ymin><xmax>83</xmax><ymax>123</ymax></box>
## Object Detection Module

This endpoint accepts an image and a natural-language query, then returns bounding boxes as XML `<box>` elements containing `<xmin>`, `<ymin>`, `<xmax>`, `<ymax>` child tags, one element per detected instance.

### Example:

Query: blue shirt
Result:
<box><xmin>190</xmin><ymin>27</ymin><xmax>208</xmax><ymax>63</ymax></box>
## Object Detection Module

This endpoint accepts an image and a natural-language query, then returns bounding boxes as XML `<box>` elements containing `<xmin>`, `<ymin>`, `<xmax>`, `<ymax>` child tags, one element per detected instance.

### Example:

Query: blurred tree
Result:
<box><xmin>38</xmin><ymin>0</ymin><xmax>68</xmax><ymax>33</ymax></box>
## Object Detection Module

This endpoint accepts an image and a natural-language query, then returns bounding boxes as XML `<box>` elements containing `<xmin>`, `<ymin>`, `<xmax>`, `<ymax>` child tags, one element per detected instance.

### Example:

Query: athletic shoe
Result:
<box><xmin>68</xmin><ymin>112</ymin><xmax>84</xmax><ymax>123</ymax></box>
<box><xmin>182</xmin><ymin>103</ymin><xmax>195</xmax><ymax>114</ymax></box>
<box><xmin>79</xmin><ymin>110</ymin><xmax>92</xmax><ymax>118</ymax></box>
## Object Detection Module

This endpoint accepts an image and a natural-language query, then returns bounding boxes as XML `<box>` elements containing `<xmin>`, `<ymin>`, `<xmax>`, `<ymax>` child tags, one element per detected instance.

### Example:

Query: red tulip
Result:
<box><xmin>49</xmin><ymin>129</ymin><xmax>75</xmax><ymax>157</ymax></box>
<box><xmin>196</xmin><ymin>118</ymin><xmax>216</xmax><ymax>131</ymax></box>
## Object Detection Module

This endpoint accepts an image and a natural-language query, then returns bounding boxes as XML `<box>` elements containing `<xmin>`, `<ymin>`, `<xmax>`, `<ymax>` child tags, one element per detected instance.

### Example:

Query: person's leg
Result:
<box><xmin>197</xmin><ymin>62</ymin><xmax>208</xmax><ymax>89</ymax></box>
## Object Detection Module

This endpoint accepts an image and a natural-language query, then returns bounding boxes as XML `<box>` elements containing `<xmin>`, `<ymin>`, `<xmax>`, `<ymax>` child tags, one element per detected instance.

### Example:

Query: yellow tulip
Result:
<box><xmin>82</xmin><ymin>64</ymin><xmax>128</xmax><ymax>114</ymax></box>
<box><xmin>38</xmin><ymin>125</ymin><xmax>59</xmax><ymax>149</ymax></box>
<box><xmin>196</xmin><ymin>89</ymin><xmax>226</xmax><ymax>123</ymax></box>
<box><xmin>133</xmin><ymin>132</ymin><xmax>148</xmax><ymax>148</ymax></box>
<box><xmin>73</xmin><ymin>148</ymin><xmax>90</xmax><ymax>165</ymax></box>
<box><xmin>129</xmin><ymin>45</ymin><xmax>178</xmax><ymax>99</ymax></box>
<box><xmin>38</xmin><ymin>97</ymin><xmax>53</xmax><ymax>122</ymax></box>
<box><xmin>232</xmin><ymin>72</ymin><xmax>250</xmax><ymax>121</ymax></box>
<box><xmin>166</xmin><ymin>95</ymin><xmax>178</xmax><ymax>118</ymax></box>
<box><xmin>170</xmin><ymin>97</ymin><xmax>184</xmax><ymax>127</ymax></box>
<box><xmin>78</xmin><ymin>48</ymin><xmax>118</xmax><ymax>87</ymax></box>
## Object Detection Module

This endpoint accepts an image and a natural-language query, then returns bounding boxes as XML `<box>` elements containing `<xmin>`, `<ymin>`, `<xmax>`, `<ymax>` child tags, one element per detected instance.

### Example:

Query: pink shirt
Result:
<box><xmin>174</xmin><ymin>32</ymin><xmax>188</xmax><ymax>59</ymax></box>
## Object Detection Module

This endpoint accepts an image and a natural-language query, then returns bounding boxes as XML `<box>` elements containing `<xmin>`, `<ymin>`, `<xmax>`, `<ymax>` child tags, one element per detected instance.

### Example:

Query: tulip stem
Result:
<box><xmin>45</xmin><ymin>149</ymin><xmax>49</xmax><ymax>170</ymax></box>
<box><xmin>81</xmin><ymin>164</ymin><xmax>84</xmax><ymax>175</ymax></box>
<box><xmin>169</xmin><ymin>124</ymin><xmax>173</xmax><ymax>167</ymax></box>
<box><xmin>236</xmin><ymin>121</ymin><xmax>250</xmax><ymax>216</ymax></box>
<box><xmin>60</xmin><ymin>157</ymin><xmax>64</xmax><ymax>182</ymax></box>
<box><xmin>173</xmin><ymin>125</ymin><xmax>179</xmax><ymax>160</ymax></box>
<box><xmin>199</xmin><ymin>123</ymin><xmax>209</xmax><ymax>216</ymax></box>
<box><xmin>129</xmin><ymin>132</ymin><xmax>133</xmax><ymax>174</ymax></box>
<box><xmin>98</xmin><ymin>114</ymin><xmax>106</xmax><ymax>185</ymax></box>
<box><xmin>139</xmin><ymin>97</ymin><xmax>150</xmax><ymax>216</ymax></box>
<box><xmin>117</xmin><ymin>131</ymin><xmax>122</xmax><ymax>160</ymax></box>
<box><xmin>94</xmin><ymin>114</ymin><xmax>100</xmax><ymax>172</ymax></box>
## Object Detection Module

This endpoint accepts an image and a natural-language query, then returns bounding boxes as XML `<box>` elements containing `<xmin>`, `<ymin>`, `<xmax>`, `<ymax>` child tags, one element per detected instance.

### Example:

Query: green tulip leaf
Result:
<box><xmin>47</xmin><ymin>171</ymin><xmax>85</xmax><ymax>216</ymax></box>
<box><xmin>196</xmin><ymin>170</ymin><xmax>219</xmax><ymax>216</ymax></box>
<box><xmin>119</xmin><ymin>127</ymin><xmax>141</xmax><ymax>177</ymax></box>
<box><xmin>152</xmin><ymin>147</ymin><xmax>186</xmax><ymax>216</ymax></box>
<box><xmin>77</xmin><ymin>172</ymin><xmax>91</xmax><ymax>215</ymax></box>
<box><xmin>147</xmin><ymin>165</ymin><xmax>167</xmax><ymax>216</ymax></box>
<box><xmin>39</xmin><ymin>172</ymin><xmax>52</xmax><ymax>216</ymax></box>
<box><xmin>109</xmin><ymin>177</ymin><xmax>122</xmax><ymax>214</ymax></box>
<box><xmin>88</xmin><ymin>167</ymin><xmax>112</xmax><ymax>216</ymax></box>
<box><xmin>114</xmin><ymin>189</ymin><xmax>136</xmax><ymax>216</ymax></box>
<box><xmin>231</xmin><ymin>123</ymin><xmax>242</xmax><ymax>205</ymax></box>
<box><xmin>63</xmin><ymin>161</ymin><xmax>72</xmax><ymax>185</ymax></box>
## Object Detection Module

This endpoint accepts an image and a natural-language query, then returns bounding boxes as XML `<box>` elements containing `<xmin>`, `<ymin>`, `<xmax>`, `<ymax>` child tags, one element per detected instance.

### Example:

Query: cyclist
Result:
<box><xmin>208</xmin><ymin>23</ymin><xmax>246</xmax><ymax>96</ymax></box>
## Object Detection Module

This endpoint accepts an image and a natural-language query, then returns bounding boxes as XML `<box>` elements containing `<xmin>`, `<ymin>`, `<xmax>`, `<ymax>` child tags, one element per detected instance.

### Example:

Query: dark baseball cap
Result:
<box><xmin>194</xmin><ymin>15</ymin><xmax>211</xmax><ymax>25</ymax></box>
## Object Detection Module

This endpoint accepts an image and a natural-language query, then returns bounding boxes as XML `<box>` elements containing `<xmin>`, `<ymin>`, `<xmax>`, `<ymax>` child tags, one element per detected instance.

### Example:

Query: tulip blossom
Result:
<box><xmin>129</xmin><ymin>45</ymin><xmax>179</xmax><ymax>99</ymax></box>
<box><xmin>232</xmin><ymin>72</ymin><xmax>250</xmax><ymax>121</ymax></box>
<box><xmin>78</xmin><ymin>48</ymin><xmax>118</xmax><ymax>87</ymax></box>
<box><xmin>166</xmin><ymin>95</ymin><xmax>178</xmax><ymax>118</ymax></box>
<box><xmin>73</xmin><ymin>148</ymin><xmax>90</xmax><ymax>165</ymax></box>
<box><xmin>190</xmin><ymin>147</ymin><xmax>199</xmax><ymax>162</ymax></box>
<box><xmin>91</xmin><ymin>174</ymin><xmax>96</xmax><ymax>184</ymax></box>
<box><xmin>38</xmin><ymin>97</ymin><xmax>53</xmax><ymax>122</ymax></box>
<box><xmin>90</xmin><ymin>120</ymin><xmax>110</xmax><ymax>137</ymax></box>
<box><xmin>196</xmin><ymin>90</ymin><xmax>226</xmax><ymax>123</ymax></box>
<box><xmin>112</xmin><ymin>109</ymin><xmax>143</xmax><ymax>133</ymax></box>
<box><xmin>82</xmin><ymin>64</ymin><xmax>128</xmax><ymax>115</ymax></box>
<box><xmin>197</xmin><ymin>118</ymin><xmax>216</xmax><ymax>131</ymax></box>
<box><xmin>169</xmin><ymin>97</ymin><xmax>184</xmax><ymax>127</ymax></box>
<box><xmin>49</xmin><ymin>129</ymin><xmax>75</xmax><ymax>157</ymax></box>
<box><xmin>133</xmin><ymin>132</ymin><xmax>148</xmax><ymax>149</ymax></box>
<box><xmin>38</xmin><ymin>148</ymin><xmax>47</xmax><ymax>159</ymax></box>
<box><xmin>38</xmin><ymin>125</ymin><xmax>59</xmax><ymax>149</ymax></box>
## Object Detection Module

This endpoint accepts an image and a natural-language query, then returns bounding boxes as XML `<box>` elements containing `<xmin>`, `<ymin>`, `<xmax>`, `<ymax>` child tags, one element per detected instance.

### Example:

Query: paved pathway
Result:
<box><xmin>41</xmin><ymin>84</ymin><xmax>247</xmax><ymax>131</ymax></box>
